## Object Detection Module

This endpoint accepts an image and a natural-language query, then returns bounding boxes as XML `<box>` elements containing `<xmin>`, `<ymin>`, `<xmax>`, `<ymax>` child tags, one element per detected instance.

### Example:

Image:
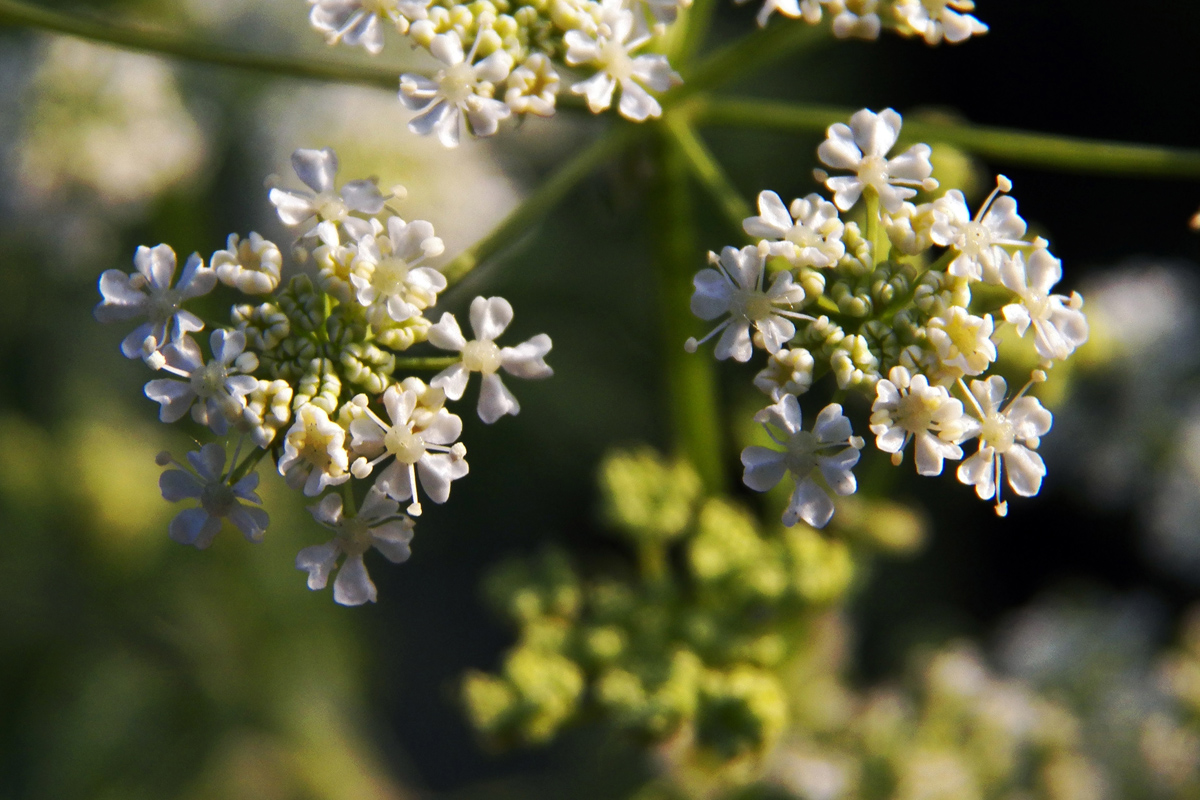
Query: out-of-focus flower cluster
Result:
<box><xmin>462</xmin><ymin>447</ymin><xmax>924</xmax><ymax>766</ymax></box>
<box><xmin>94</xmin><ymin>147</ymin><xmax>554</xmax><ymax>605</ymax></box>
<box><xmin>304</xmin><ymin>0</ymin><xmax>988</xmax><ymax>147</ymax></box>
<box><xmin>688</xmin><ymin>107</ymin><xmax>1087</xmax><ymax>524</ymax></box>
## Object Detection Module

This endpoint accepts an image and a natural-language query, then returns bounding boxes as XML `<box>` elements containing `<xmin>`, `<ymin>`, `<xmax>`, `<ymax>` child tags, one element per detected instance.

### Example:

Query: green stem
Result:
<box><xmin>0</xmin><ymin>0</ymin><xmax>408</xmax><ymax>88</ymax></box>
<box><xmin>441</xmin><ymin>122</ymin><xmax>644</xmax><ymax>285</ymax></box>
<box><xmin>670</xmin><ymin>0</ymin><xmax>721</xmax><ymax>68</ymax></box>
<box><xmin>393</xmin><ymin>355</ymin><xmax>460</xmax><ymax>370</ymax></box>
<box><xmin>228</xmin><ymin>446</ymin><xmax>269</xmax><ymax>484</ymax></box>
<box><xmin>695</xmin><ymin>97</ymin><xmax>1200</xmax><ymax>178</ymax></box>
<box><xmin>341</xmin><ymin>480</ymin><xmax>358</xmax><ymax>517</ymax></box>
<box><xmin>663</xmin><ymin>115</ymin><xmax>753</xmax><ymax>235</ymax></box>
<box><xmin>650</xmin><ymin>131</ymin><xmax>725</xmax><ymax>494</ymax></box>
<box><xmin>666</xmin><ymin>20</ymin><xmax>829</xmax><ymax>107</ymax></box>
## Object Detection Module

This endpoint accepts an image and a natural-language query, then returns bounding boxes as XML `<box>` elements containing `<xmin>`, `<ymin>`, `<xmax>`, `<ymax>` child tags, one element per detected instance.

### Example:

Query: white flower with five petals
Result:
<box><xmin>348</xmin><ymin>386</ymin><xmax>468</xmax><ymax>516</ymax></box>
<box><xmin>144</xmin><ymin>330</ymin><xmax>259</xmax><ymax>434</ymax></box>
<box><xmin>564</xmin><ymin>0</ymin><xmax>680</xmax><ymax>122</ymax></box>
<box><xmin>400</xmin><ymin>30</ymin><xmax>514</xmax><ymax>148</ymax></box>
<box><xmin>158</xmin><ymin>443</ymin><xmax>269</xmax><ymax>548</ymax></box>
<box><xmin>685</xmin><ymin>244</ymin><xmax>809</xmax><ymax>362</ymax></box>
<box><xmin>930</xmin><ymin>176</ymin><xmax>1029</xmax><ymax>282</ymax></box>
<box><xmin>348</xmin><ymin>217</ymin><xmax>446</xmax><ymax>325</ymax></box>
<box><xmin>428</xmin><ymin>296</ymin><xmax>554</xmax><ymax>424</ymax></box>
<box><xmin>1000</xmin><ymin>248</ymin><xmax>1089</xmax><ymax>362</ymax></box>
<box><xmin>94</xmin><ymin>244</ymin><xmax>216</xmax><ymax>360</ymax></box>
<box><xmin>269</xmin><ymin>148</ymin><xmax>387</xmax><ymax>244</ymax></box>
<box><xmin>817</xmin><ymin>108</ymin><xmax>937</xmax><ymax>213</ymax></box>
<box><xmin>741</xmin><ymin>396</ymin><xmax>864</xmax><ymax>528</ymax></box>
<box><xmin>278</xmin><ymin>403</ymin><xmax>352</xmax><ymax>496</ymax></box>
<box><xmin>926</xmin><ymin>306</ymin><xmax>997</xmax><ymax>379</ymax></box>
<box><xmin>296</xmin><ymin>489</ymin><xmax>415</xmax><ymax>606</ymax></box>
<box><xmin>957</xmin><ymin>375</ymin><xmax>1052</xmax><ymax>516</ymax></box>
<box><xmin>744</xmin><ymin>191</ymin><xmax>846</xmax><ymax>268</ymax></box>
<box><xmin>870</xmin><ymin>365</ymin><xmax>969</xmax><ymax>474</ymax></box>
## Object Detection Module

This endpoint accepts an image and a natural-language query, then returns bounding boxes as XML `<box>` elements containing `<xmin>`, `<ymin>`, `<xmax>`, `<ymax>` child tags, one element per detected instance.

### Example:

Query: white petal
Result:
<box><xmin>469</xmin><ymin>296</ymin><xmax>514</xmax><ymax>342</ymax></box>
<box><xmin>431</xmin><ymin>362</ymin><xmax>471</xmax><ymax>401</ymax></box>
<box><xmin>819</xmin><ymin>447</ymin><xmax>860</xmax><ymax>495</ymax></box>
<box><xmin>427</xmin><ymin>309</ymin><xmax>467</xmax><ymax>352</ymax></box>
<box><xmin>786</xmin><ymin>477</ymin><xmax>835</xmax><ymax>528</ymax></box>
<box><xmin>501</xmin><ymin>334</ymin><xmax>554</xmax><ymax>379</ymax></box>
<box><xmin>1004</xmin><ymin>445</ymin><xmax>1046</xmax><ymax>497</ymax></box>
<box><xmin>169</xmin><ymin>508</ymin><xmax>221</xmax><ymax>549</ymax></box>
<box><xmin>159</xmin><ymin>469</ymin><xmax>204</xmax><ymax>501</ymax></box>
<box><xmin>229</xmin><ymin>504</ymin><xmax>270</xmax><ymax>542</ymax></box>
<box><xmin>297</xmin><ymin>541</ymin><xmax>340</xmax><ymax>590</ymax></box>
<box><xmin>478</xmin><ymin>372</ymin><xmax>520</xmax><ymax>423</ymax></box>
<box><xmin>741</xmin><ymin>446</ymin><xmax>788</xmax><ymax>492</ymax></box>
<box><xmin>333</xmin><ymin>554</ymin><xmax>377</xmax><ymax>605</ymax></box>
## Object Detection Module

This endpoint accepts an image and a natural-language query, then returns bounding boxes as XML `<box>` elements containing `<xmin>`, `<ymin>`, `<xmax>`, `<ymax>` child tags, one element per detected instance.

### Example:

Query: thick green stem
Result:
<box><xmin>0</xmin><ymin>0</ymin><xmax>406</xmax><ymax>88</ymax></box>
<box><xmin>650</xmin><ymin>130</ymin><xmax>725</xmax><ymax>493</ymax></box>
<box><xmin>228</xmin><ymin>446</ymin><xmax>269</xmax><ymax>485</ymax></box>
<box><xmin>664</xmin><ymin>115</ymin><xmax>753</xmax><ymax>235</ymax></box>
<box><xmin>695</xmin><ymin>97</ymin><xmax>1200</xmax><ymax>178</ymax></box>
<box><xmin>441</xmin><ymin>123</ymin><xmax>644</xmax><ymax>285</ymax></box>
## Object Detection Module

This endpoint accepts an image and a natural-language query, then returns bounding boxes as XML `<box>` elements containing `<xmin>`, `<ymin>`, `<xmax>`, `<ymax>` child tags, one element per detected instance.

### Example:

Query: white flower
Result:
<box><xmin>685</xmin><ymin>244</ymin><xmax>808</xmax><ymax>362</ymax></box>
<box><xmin>926</xmin><ymin>306</ymin><xmax>997</xmax><ymax>379</ymax></box>
<box><xmin>830</xmin><ymin>0</ymin><xmax>881</xmax><ymax>39</ymax></box>
<box><xmin>817</xmin><ymin>108</ymin><xmax>937</xmax><ymax>213</ymax></box>
<box><xmin>347</xmin><ymin>386</ymin><xmax>468</xmax><ymax>516</ymax></box>
<box><xmin>754</xmin><ymin>348</ymin><xmax>816</xmax><ymax>400</ymax></box>
<box><xmin>741</xmin><ymin>396</ymin><xmax>864</xmax><ymax>528</ymax></box>
<box><xmin>736</xmin><ymin>0</ymin><xmax>822</xmax><ymax>28</ymax></box>
<box><xmin>296</xmin><ymin>489</ymin><xmax>415</xmax><ymax>606</ymax></box>
<box><xmin>957</xmin><ymin>375</ymin><xmax>1053</xmax><ymax>516</ymax></box>
<box><xmin>428</xmin><ymin>296</ymin><xmax>554</xmax><ymax>424</ymax></box>
<box><xmin>930</xmin><ymin>176</ymin><xmax>1029</xmax><ymax>282</ymax></box>
<box><xmin>268</xmin><ymin>147</ymin><xmax>387</xmax><ymax>244</ymax></box>
<box><xmin>308</xmin><ymin>0</ymin><xmax>430</xmax><ymax>54</ymax></box>
<box><xmin>504</xmin><ymin>54</ymin><xmax>560</xmax><ymax>117</ymax></box>
<box><xmin>870</xmin><ymin>365</ymin><xmax>968</xmax><ymax>474</ymax></box>
<box><xmin>144</xmin><ymin>330</ymin><xmax>259</xmax><ymax>434</ymax></box>
<box><xmin>744</xmin><ymin>191</ymin><xmax>846</xmax><ymax>268</ymax></box>
<box><xmin>349</xmin><ymin>217</ymin><xmax>446</xmax><ymax>324</ymax></box>
<box><xmin>211</xmin><ymin>232</ymin><xmax>282</xmax><ymax>295</ymax></box>
<box><xmin>240</xmin><ymin>378</ymin><xmax>294</xmax><ymax>448</ymax></box>
<box><xmin>1000</xmin><ymin>248</ymin><xmax>1090</xmax><ymax>362</ymax></box>
<box><xmin>278</xmin><ymin>403</ymin><xmax>352</xmax><ymax>496</ymax></box>
<box><xmin>564</xmin><ymin>0</ymin><xmax>680</xmax><ymax>122</ymax></box>
<box><xmin>400</xmin><ymin>30</ymin><xmax>514</xmax><ymax>148</ymax></box>
<box><xmin>94</xmin><ymin>244</ymin><xmax>217</xmax><ymax>360</ymax></box>
<box><xmin>157</xmin><ymin>443</ymin><xmax>268</xmax><ymax>548</ymax></box>
<box><xmin>893</xmin><ymin>0</ymin><xmax>987</xmax><ymax>45</ymax></box>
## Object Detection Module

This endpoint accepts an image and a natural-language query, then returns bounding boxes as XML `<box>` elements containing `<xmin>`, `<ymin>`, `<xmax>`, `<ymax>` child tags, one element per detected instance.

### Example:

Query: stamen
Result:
<box><xmin>406</xmin><ymin>464</ymin><xmax>422</xmax><ymax>516</ymax></box>
<box><xmin>685</xmin><ymin>318</ymin><xmax>732</xmax><ymax>352</ymax></box>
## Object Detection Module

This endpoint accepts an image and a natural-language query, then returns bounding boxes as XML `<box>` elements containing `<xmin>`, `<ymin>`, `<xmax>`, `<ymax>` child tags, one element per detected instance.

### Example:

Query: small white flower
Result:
<box><xmin>144</xmin><ymin>330</ymin><xmax>259</xmax><ymax>434</ymax></box>
<box><xmin>400</xmin><ymin>30</ymin><xmax>514</xmax><ymax>148</ymax></box>
<box><xmin>564</xmin><ymin>0</ymin><xmax>680</xmax><ymax>122</ymax></box>
<box><xmin>505</xmin><ymin>54</ymin><xmax>560</xmax><ymax>117</ymax></box>
<box><xmin>297</xmin><ymin>489</ymin><xmax>415</xmax><ymax>606</ymax></box>
<box><xmin>926</xmin><ymin>306</ymin><xmax>997</xmax><ymax>379</ymax></box>
<box><xmin>870</xmin><ymin>365</ymin><xmax>968</xmax><ymax>474</ymax></box>
<box><xmin>278</xmin><ymin>403</ymin><xmax>352</xmax><ymax>496</ymax></box>
<box><xmin>347</xmin><ymin>386</ymin><xmax>468</xmax><ymax>516</ymax></box>
<box><xmin>349</xmin><ymin>216</ymin><xmax>446</xmax><ymax>325</ymax></box>
<box><xmin>741</xmin><ymin>396</ymin><xmax>864</xmax><ymax>528</ymax></box>
<box><xmin>1000</xmin><ymin>248</ymin><xmax>1090</xmax><ymax>362</ymax></box>
<box><xmin>930</xmin><ymin>176</ymin><xmax>1029</xmax><ymax>282</ymax></box>
<box><xmin>685</xmin><ymin>244</ymin><xmax>808</xmax><ymax>362</ymax></box>
<box><xmin>817</xmin><ymin>108</ymin><xmax>937</xmax><ymax>213</ymax></box>
<box><xmin>269</xmin><ymin>148</ymin><xmax>387</xmax><ymax>244</ymax></box>
<box><xmin>211</xmin><ymin>232</ymin><xmax>282</xmax><ymax>295</ymax></box>
<box><xmin>754</xmin><ymin>348</ymin><xmax>816</xmax><ymax>401</ymax></box>
<box><xmin>94</xmin><ymin>244</ymin><xmax>217</xmax><ymax>360</ymax></box>
<box><xmin>830</xmin><ymin>0</ymin><xmax>881</xmax><ymax>39</ymax></box>
<box><xmin>893</xmin><ymin>0</ymin><xmax>987</xmax><ymax>45</ymax></box>
<box><xmin>957</xmin><ymin>375</ymin><xmax>1053</xmax><ymax>516</ymax></box>
<box><xmin>308</xmin><ymin>0</ymin><xmax>430</xmax><ymax>54</ymax></box>
<box><xmin>428</xmin><ymin>296</ymin><xmax>554</xmax><ymax>424</ymax></box>
<box><xmin>744</xmin><ymin>191</ymin><xmax>846</xmax><ymax>268</ymax></box>
<box><xmin>158</xmin><ymin>443</ymin><xmax>269</xmax><ymax>548</ymax></box>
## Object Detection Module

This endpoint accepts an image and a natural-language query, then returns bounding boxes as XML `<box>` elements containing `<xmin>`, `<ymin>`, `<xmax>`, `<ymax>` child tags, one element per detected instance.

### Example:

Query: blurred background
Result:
<box><xmin>2</xmin><ymin>1</ymin><xmax>1200</xmax><ymax>797</ymax></box>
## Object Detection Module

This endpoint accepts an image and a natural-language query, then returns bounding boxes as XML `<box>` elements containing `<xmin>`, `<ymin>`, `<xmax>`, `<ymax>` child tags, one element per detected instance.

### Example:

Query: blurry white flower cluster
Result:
<box><xmin>94</xmin><ymin>147</ymin><xmax>554</xmax><ymax>605</ymax></box>
<box><xmin>688</xmin><ymin>108</ymin><xmax>1088</xmax><ymax>524</ymax></box>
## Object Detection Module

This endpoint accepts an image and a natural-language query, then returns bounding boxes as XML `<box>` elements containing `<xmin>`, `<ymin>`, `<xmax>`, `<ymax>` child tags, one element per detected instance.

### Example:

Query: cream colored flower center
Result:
<box><xmin>857</xmin><ymin>155</ymin><xmax>889</xmax><ymax>192</ymax></box>
<box><xmin>462</xmin><ymin>339</ymin><xmax>502</xmax><ymax>373</ymax></box>
<box><xmin>732</xmin><ymin>289</ymin><xmax>776</xmax><ymax>321</ymax></box>
<box><xmin>784</xmin><ymin>430</ymin><xmax>820</xmax><ymax>477</ymax></box>
<box><xmin>201</xmin><ymin>481</ymin><xmax>236</xmax><ymax>517</ymax></box>
<box><xmin>600</xmin><ymin>40</ymin><xmax>635</xmax><ymax>82</ymax></box>
<box><xmin>439</xmin><ymin>62</ymin><xmax>478</xmax><ymax>105</ymax></box>
<box><xmin>895</xmin><ymin>390</ymin><xmax>940</xmax><ymax>433</ymax></box>
<box><xmin>191</xmin><ymin>360</ymin><xmax>228</xmax><ymax>398</ymax></box>
<box><xmin>786</xmin><ymin>224</ymin><xmax>821</xmax><ymax>249</ymax></box>
<box><xmin>372</xmin><ymin>257</ymin><xmax>410</xmax><ymax>296</ymax></box>
<box><xmin>980</xmin><ymin>412</ymin><xmax>1016</xmax><ymax>453</ymax></box>
<box><xmin>315</xmin><ymin>191</ymin><xmax>348</xmax><ymax>222</ymax></box>
<box><xmin>361</xmin><ymin>0</ymin><xmax>399</xmax><ymax>16</ymax></box>
<box><xmin>339</xmin><ymin>518</ymin><xmax>374</xmax><ymax>555</ymax></box>
<box><xmin>385</xmin><ymin>427</ymin><xmax>426</xmax><ymax>464</ymax></box>
<box><xmin>299</xmin><ymin>423</ymin><xmax>336</xmax><ymax>471</ymax></box>
<box><xmin>148</xmin><ymin>288</ymin><xmax>182</xmax><ymax>325</ymax></box>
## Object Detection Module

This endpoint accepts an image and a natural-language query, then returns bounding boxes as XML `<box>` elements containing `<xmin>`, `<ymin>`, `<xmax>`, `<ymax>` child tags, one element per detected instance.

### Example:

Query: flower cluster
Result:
<box><xmin>744</xmin><ymin>0</ymin><xmax>988</xmax><ymax>44</ymax></box>
<box><xmin>94</xmin><ymin>147</ymin><xmax>554</xmax><ymax>604</ymax></box>
<box><xmin>688</xmin><ymin>108</ymin><xmax>1088</xmax><ymax>522</ymax></box>
<box><xmin>307</xmin><ymin>0</ymin><xmax>682</xmax><ymax>144</ymax></box>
